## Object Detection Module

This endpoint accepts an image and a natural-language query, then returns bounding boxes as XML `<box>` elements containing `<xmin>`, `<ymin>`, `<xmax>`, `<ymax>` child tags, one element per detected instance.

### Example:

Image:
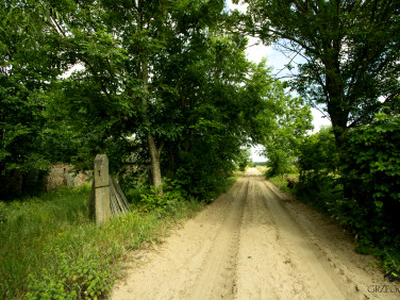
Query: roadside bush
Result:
<box><xmin>282</xmin><ymin>119</ymin><xmax>400</xmax><ymax>269</ymax></box>
<box><xmin>161</xmin><ymin>126</ymin><xmax>239</xmax><ymax>202</ymax></box>
<box><xmin>336</xmin><ymin>113</ymin><xmax>400</xmax><ymax>262</ymax></box>
<box><xmin>173</xmin><ymin>162</ymin><xmax>236</xmax><ymax>203</ymax></box>
<box><xmin>124</xmin><ymin>184</ymin><xmax>150</xmax><ymax>205</ymax></box>
<box><xmin>0</xmin><ymin>169</ymin><xmax>48</xmax><ymax>201</ymax></box>
<box><xmin>297</xmin><ymin>171</ymin><xmax>342</xmax><ymax>213</ymax></box>
<box><xmin>296</xmin><ymin>127</ymin><xmax>340</xmax><ymax>212</ymax></box>
<box><xmin>138</xmin><ymin>179</ymin><xmax>187</xmax><ymax>215</ymax></box>
<box><xmin>235</xmin><ymin>148</ymin><xmax>252</xmax><ymax>171</ymax></box>
<box><xmin>286</xmin><ymin>177</ymin><xmax>298</xmax><ymax>189</ymax></box>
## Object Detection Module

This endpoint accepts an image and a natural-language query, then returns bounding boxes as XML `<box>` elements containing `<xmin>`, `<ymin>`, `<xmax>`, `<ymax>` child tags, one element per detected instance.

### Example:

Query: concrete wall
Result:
<box><xmin>46</xmin><ymin>164</ymin><xmax>93</xmax><ymax>190</ymax></box>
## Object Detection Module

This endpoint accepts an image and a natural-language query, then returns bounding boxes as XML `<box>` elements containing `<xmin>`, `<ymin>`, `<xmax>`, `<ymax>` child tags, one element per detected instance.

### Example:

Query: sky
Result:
<box><xmin>225</xmin><ymin>1</ymin><xmax>331</xmax><ymax>162</ymax></box>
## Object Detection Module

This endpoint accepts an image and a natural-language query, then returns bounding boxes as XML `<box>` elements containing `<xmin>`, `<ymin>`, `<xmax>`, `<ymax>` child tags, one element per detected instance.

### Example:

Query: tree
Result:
<box><xmin>51</xmin><ymin>0</ymin><xmax>256</xmax><ymax>195</ymax></box>
<box><xmin>239</xmin><ymin>0</ymin><xmax>400</xmax><ymax>146</ymax></box>
<box><xmin>297</xmin><ymin>126</ymin><xmax>338</xmax><ymax>175</ymax></box>
<box><xmin>159</xmin><ymin>41</ymin><xmax>284</xmax><ymax>198</ymax></box>
<box><xmin>1</xmin><ymin>0</ymin><xmax>301</xmax><ymax>201</ymax></box>
<box><xmin>262</xmin><ymin>84</ymin><xmax>313</xmax><ymax>178</ymax></box>
<box><xmin>295</xmin><ymin>126</ymin><xmax>340</xmax><ymax>210</ymax></box>
<box><xmin>236</xmin><ymin>148</ymin><xmax>252</xmax><ymax>171</ymax></box>
<box><xmin>0</xmin><ymin>1</ymin><xmax>69</xmax><ymax>198</ymax></box>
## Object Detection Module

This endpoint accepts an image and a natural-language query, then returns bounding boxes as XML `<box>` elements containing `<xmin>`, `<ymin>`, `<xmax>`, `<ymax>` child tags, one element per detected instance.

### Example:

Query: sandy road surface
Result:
<box><xmin>110</xmin><ymin>168</ymin><xmax>399</xmax><ymax>299</ymax></box>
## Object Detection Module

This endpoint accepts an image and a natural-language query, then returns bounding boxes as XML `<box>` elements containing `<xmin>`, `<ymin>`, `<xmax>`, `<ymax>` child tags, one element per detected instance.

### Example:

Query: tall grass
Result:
<box><xmin>0</xmin><ymin>185</ymin><xmax>202</xmax><ymax>299</ymax></box>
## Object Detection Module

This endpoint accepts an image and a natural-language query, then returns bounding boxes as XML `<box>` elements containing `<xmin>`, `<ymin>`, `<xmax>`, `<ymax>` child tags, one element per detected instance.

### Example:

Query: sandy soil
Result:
<box><xmin>110</xmin><ymin>168</ymin><xmax>399</xmax><ymax>299</ymax></box>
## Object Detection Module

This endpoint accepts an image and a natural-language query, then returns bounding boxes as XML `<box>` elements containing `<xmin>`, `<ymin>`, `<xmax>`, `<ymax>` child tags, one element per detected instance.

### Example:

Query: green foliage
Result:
<box><xmin>236</xmin><ymin>148</ymin><xmax>252</xmax><ymax>171</ymax></box>
<box><xmin>293</xmin><ymin>119</ymin><xmax>400</xmax><ymax>269</ymax></box>
<box><xmin>0</xmin><ymin>1</ymin><xmax>80</xmax><ymax>199</ymax></box>
<box><xmin>335</xmin><ymin>114</ymin><xmax>400</xmax><ymax>259</ymax></box>
<box><xmin>138</xmin><ymin>179</ymin><xmax>188</xmax><ymax>215</ymax></box>
<box><xmin>266</xmin><ymin>150</ymin><xmax>293</xmax><ymax>178</ymax></box>
<box><xmin>243</xmin><ymin>0</ymin><xmax>400</xmax><ymax>144</ymax></box>
<box><xmin>0</xmin><ymin>201</ymin><xmax>7</xmax><ymax>224</ymax></box>
<box><xmin>263</xmin><ymin>94</ymin><xmax>313</xmax><ymax>178</ymax></box>
<box><xmin>341</xmin><ymin>114</ymin><xmax>400</xmax><ymax>205</ymax></box>
<box><xmin>296</xmin><ymin>127</ymin><xmax>341</xmax><ymax>212</ymax></box>
<box><xmin>124</xmin><ymin>184</ymin><xmax>150</xmax><ymax>204</ymax></box>
<box><xmin>158</xmin><ymin>56</ymin><xmax>283</xmax><ymax>201</ymax></box>
<box><xmin>298</xmin><ymin>127</ymin><xmax>339</xmax><ymax>173</ymax></box>
<box><xmin>26</xmin><ymin>253</ymin><xmax>114</xmax><ymax>300</ymax></box>
<box><xmin>1</xmin><ymin>0</ymin><xmax>293</xmax><ymax>203</ymax></box>
<box><xmin>51</xmin><ymin>0</ymin><xmax>288</xmax><ymax>198</ymax></box>
<box><xmin>268</xmin><ymin>173</ymin><xmax>298</xmax><ymax>195</ymax></box>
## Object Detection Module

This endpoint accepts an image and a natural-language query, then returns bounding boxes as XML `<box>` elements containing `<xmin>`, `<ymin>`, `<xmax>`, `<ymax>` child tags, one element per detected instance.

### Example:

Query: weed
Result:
<box><xmin>26</xmin><ymin>253</ymin><xmax>114</xmax><ymax>300</ymax></box>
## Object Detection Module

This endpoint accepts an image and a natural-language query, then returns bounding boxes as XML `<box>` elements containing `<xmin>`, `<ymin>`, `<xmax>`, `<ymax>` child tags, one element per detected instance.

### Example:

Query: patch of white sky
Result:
<box><xmin>59</xmin><ymin>61</ymin><xmax>85</xmax><ymax>79</ymax></box>
<box><xmin>225</xmin><ymin>0</ymin><xmax>331</xmax><ymax>162</ymax></box>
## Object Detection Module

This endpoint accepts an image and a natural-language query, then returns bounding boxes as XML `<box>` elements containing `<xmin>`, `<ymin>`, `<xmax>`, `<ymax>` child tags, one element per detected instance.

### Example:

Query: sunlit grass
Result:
<box><xmin>0</xmin><ymin>185</ymin><xmax>203</xmax><ymax>299</ymax></box>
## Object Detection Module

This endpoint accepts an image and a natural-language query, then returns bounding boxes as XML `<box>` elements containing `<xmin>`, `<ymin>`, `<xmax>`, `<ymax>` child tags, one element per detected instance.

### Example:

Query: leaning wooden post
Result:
<box><xmin>94</xmin><ymin>154</ymin><xmax>111</xmax><ymax>226</ymax></box>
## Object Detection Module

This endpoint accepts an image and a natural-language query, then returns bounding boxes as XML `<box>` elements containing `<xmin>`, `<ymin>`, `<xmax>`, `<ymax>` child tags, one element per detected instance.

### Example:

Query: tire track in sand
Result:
<box><xmin>188</xmin><ymin>178</ymin><xmax>247</xmax><ymax>299</ymax></box>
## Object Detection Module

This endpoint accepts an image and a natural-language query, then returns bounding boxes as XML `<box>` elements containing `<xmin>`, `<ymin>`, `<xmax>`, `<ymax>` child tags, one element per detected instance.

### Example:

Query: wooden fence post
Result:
<box><xmin>94</xmin><ymin>154</ymin><xmax>111</xmax><ymax>226</ymax></box>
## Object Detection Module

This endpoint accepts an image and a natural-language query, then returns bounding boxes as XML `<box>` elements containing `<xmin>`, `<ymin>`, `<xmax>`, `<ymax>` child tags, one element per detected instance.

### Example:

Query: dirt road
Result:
<box><xmin>110</xmin><ymin>168</ymin><xmax>398</xmax><ymax>299</ymax></box>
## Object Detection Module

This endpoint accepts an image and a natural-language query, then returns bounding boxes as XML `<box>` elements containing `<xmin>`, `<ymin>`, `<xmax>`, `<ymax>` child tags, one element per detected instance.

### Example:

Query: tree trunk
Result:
<box><xmin>325</xmin><ymin>69</ymin><xmax>348</xmax><ymax>148</ymax></box>
<box><xmin>325</xmin><ymin>67</ymin><xmax>353</xmax><ymax>199</ymax></box>
<box><xmin>148</xmin><ymin>133</ymin><xmax>164</xmax><ymax>196</ymax></box>
<box><xmin>137</xmin><ymin>0</ymin><xmax>164</xmax><ymax>196</ymax></box>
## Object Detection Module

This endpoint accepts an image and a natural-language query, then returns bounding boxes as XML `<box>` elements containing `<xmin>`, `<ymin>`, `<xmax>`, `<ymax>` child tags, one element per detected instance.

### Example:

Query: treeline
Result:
<box><xmin>0</xmin><ymin>0</ymin><xmax>311</xmax><ymax>201</ymax></box>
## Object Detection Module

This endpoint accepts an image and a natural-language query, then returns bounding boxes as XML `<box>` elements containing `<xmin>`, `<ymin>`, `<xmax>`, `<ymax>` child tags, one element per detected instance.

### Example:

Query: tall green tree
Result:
<box><xmin>239</xmin><ymin>0</ymin><xmax>400</xmax><ymax>145</ymax></box>
<box><xmin>262</xmin><ymin>83</ymin><xmax>313</xmax><ymax>177</ymax></box>
<box><xmin>50</xmin><ymin>0</ymin><xmax>195</xmax><ymax>193</ymax></box>
<box><xmin>236</xmin><ymin>148</ymin><xmax>252</xmax><ymax>171</ymax></box>
<box><xmin>0</xmin><ymin>1</ymin><xmax>70</xmax><ymax>198</ymax></box>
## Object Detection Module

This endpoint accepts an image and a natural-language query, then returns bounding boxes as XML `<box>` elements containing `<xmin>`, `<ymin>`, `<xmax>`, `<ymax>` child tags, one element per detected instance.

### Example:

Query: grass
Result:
<box><xmin>255</xmin><ymin>166</ymin><xmax>267</xmax><ymax>174</ymax></box>
<box><xmin>265</xmin><ymin>173</ymin><xmax>299</xmax><ymax>196</ymax></box>
<box><xmin>0</xmin><ymin>185</ymin><xmax>203</xmax><ymax>299</ymax></box>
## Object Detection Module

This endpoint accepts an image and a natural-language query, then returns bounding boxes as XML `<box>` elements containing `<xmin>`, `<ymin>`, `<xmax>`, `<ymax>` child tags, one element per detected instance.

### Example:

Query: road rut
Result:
<box><xmin>110</xmin><ymin>168</ymin><xmax>398</xmax><ymax>299</ymax></box>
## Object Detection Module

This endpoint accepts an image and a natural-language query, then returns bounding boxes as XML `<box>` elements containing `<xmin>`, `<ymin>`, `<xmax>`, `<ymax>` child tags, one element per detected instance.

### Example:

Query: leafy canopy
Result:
<box><xmin>238</xmin><ymin>0</ymin><xmax>400</xmax><ymax>143</ymax></box>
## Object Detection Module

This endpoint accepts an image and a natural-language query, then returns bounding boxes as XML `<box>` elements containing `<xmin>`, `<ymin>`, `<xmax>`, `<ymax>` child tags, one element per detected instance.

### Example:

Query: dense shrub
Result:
<box><xmin>137</xmin><ymin>179</ymin><xmax>190</xmax><ymax>216</ymax></box>
<box><xmin>337</xmin><ymin>113</ymin><xmax>400</xmax><ymax>259</ymax></box>
<box><xmin>26</xmin><ymin>253</ymin><xmax>114</xmax><ymax>300</ymax></box>
<box><xmin>296</xmin><ymin>127</ymin><xmax>340</xmax><ymax>211</ymax></box>
<box><xmin>171</xmin><ymin>149</ymin><xmax>237</xmax><ymax>202</ymax></box>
